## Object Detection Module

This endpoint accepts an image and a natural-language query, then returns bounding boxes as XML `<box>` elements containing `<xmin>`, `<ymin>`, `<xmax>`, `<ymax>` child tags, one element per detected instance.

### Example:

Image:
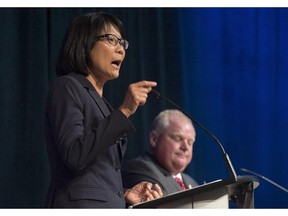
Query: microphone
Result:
<box><xmin>150</xmin><ymin>89</ymin><xmax>238</xmax><ymax>181</ymax></box>
<box><xmin>241</xmin><ymin>168</ymin><xmax>288</xmax><ymax>193</ymax></box>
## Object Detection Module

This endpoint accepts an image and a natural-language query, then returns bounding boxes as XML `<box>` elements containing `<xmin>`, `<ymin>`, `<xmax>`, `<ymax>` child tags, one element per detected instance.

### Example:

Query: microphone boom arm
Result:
<box><xmin>241</xmin><ymin>168</ymin><xmax>288</xmax><ymax>193</ymax></box>
<box><xmin>150</xmin><ymin>89</ymin><xmax>238</xmax><ymax>181</ymax></box>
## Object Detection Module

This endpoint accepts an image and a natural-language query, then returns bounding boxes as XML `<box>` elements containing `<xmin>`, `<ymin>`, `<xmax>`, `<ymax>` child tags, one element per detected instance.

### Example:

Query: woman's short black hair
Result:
<box><xmin>56</xmin><ymin>12</ymin><xmax>125</xmax><ymax>77</ymax></box>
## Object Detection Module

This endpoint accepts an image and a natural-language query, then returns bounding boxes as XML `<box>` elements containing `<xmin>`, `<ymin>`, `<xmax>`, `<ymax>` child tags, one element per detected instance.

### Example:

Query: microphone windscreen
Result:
<box><xmin>150</xmin><ymin>89</ymin><xmax>161</xmax><ymax>98</ymax></box>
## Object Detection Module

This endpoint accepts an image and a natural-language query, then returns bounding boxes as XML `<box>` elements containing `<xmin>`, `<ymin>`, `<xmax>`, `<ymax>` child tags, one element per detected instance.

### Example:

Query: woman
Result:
<box><xmin>45</xmin><ymin>11</ymin><xmax>162</xmax><ymax>208</ymax></box>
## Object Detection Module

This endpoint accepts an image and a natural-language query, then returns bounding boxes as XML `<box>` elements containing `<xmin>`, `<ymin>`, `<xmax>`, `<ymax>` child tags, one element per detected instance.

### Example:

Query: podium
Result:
<box><xmin>132</xmin><ymin>175</ymin><xmax>259</xmax><ymax>209</ymax></box>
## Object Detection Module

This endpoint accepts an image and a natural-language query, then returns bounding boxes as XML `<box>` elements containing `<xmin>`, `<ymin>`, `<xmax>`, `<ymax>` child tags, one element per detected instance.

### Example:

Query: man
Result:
<box><xmin>122</xmin><ymin>109</ymin><xmax>198</xmax><ymax>196</ymax></box>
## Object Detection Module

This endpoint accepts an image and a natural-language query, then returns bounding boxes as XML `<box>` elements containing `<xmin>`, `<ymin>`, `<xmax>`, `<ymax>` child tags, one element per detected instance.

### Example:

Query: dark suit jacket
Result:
<box><xmin>45</xmin><ymin>72</ymin><xmax>135</xmax><ymax>208</ymax></box>
<box><xmin>121</xmin><ymin>151</ymin><xmax>198</xmax><ymax>196</ymax></box>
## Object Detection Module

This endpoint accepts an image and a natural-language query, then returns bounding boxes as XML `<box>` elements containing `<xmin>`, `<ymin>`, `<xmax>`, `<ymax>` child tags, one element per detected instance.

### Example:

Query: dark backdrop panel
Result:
<box><xmin>0</xmin><ymin>8</ymin><xmax>51</xmax><ymax>207</ymax></box>
<box><xmin>179</xmin><ymin>8</ymin><xmax>288</xmax><ymax>208</ymax></box>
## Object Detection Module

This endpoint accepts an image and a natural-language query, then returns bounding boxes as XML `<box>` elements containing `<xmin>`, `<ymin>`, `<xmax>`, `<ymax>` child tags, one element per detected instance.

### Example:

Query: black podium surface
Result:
<box><xmin>132</xmin><ymin>175</ymin><xmax>259</xmax><ymax>209</ymax></box>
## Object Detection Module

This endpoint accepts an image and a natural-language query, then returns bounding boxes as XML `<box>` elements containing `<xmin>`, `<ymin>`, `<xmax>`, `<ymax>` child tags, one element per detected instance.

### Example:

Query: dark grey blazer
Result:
<box><xmin>121</xmin><ymin>151</ymin><xmax>198</xmax><ymax>196</ymax></box>
<box><xmin>45</xmin><ymin>72</ymin><xmax>135</xmax><ymax>208</ymax></box>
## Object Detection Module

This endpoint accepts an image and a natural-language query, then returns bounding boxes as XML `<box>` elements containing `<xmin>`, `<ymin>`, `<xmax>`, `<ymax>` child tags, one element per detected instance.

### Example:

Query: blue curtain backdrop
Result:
<box><xmin>0</xmin><ymin>8</ymin><xmax>287</xmax><ymax>208</ymax></box>
<box><xmin>179</xmin><ymin>8</ymin><xmax>288</xmax><ymax>208</ymax></box>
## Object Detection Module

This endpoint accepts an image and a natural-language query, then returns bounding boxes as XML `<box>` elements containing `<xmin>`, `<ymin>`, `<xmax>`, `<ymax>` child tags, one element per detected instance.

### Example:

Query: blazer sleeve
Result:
<box><xmin>46</xmin><ymin>76</ymin><xmax>135</xmax><ymax>171</ymax></box>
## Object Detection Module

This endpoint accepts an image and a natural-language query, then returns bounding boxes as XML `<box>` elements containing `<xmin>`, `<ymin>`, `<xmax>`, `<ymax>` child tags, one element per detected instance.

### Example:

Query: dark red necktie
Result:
<box><xmin>174</xmin><ymin>177</ymin><xmax>186</xmax><ymax>190</ymax></box>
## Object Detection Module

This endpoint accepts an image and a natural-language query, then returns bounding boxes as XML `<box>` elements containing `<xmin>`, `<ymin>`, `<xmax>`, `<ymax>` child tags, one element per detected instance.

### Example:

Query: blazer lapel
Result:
<box><xmin>68</xmin><ymin>73</ymin><xmax>126</xmax><ymax>160</ymax></box>
<box><xmin>88</xmin><ymin>89</ymin><xmax>110</xmax><ymax>117</ymax></box>
<box><xmin>69</xmin><ymin>73</ymin><xmax>110</xmax><ymax>117</ymax></box>
<box><xmin>147</xmin><ymin>152</ymin><xmax>183</xmax><ymax>191</ymax></box>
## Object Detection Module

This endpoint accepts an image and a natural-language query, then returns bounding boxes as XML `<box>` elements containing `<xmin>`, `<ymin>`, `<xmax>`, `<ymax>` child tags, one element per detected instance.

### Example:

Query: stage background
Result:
<box><xmin>0</xmin><ymin>8</ymin><xmax>287</xmax><ymax>208</ymax></box>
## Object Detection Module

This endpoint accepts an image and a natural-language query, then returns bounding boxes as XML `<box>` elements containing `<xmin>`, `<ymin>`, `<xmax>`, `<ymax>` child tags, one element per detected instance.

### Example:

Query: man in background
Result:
<box><xmin>122</xmin><ymin>109</ymin><xmax>198</xmax><ymax>196</ymax></box>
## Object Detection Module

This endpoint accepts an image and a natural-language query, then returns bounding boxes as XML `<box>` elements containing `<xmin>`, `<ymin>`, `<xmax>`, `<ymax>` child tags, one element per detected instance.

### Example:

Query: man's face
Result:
<box><xmin>151</xmin><ymin>115</ymin><xmax>196</xmax><ymax>175</ymax></box>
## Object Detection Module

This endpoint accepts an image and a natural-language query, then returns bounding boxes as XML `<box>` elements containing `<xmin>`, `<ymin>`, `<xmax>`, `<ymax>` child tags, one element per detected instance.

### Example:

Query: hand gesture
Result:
<box><xmin>119</xmin><ymin>80</ymin><xmax>157</xmax><ymax>117</ymax></box>
<box><xmin>124</xmin><ymin>181</ymin><xmax>163</xmax><ymax>205</ymax></box>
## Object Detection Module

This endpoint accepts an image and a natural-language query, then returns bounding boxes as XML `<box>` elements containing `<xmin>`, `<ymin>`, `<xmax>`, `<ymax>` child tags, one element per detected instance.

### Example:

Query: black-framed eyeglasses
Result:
<box><xmin>97</xmin><ymin>34</ymin><xmax>129</xmax><ymax>50</ymax></box>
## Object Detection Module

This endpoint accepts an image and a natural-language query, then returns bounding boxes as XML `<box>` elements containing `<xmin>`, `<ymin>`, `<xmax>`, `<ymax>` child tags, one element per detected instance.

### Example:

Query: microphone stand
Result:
<box><xmin>150</xmin><ymin>89</ymin><xmax>238</xmax><ymax>181</ymax></box>
<box><xmin>241</xmin><ymin>168</ymin><xmax>288</xmax><ymax>193</ymax></box>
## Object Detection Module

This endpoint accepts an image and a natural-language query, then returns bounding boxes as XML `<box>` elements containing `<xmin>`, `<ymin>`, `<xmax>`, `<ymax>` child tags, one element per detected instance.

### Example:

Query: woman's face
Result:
<box><xmin>89</xmin><ymin>24</ymin><xmax>126</xmax><ymax>84</ymax></box>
